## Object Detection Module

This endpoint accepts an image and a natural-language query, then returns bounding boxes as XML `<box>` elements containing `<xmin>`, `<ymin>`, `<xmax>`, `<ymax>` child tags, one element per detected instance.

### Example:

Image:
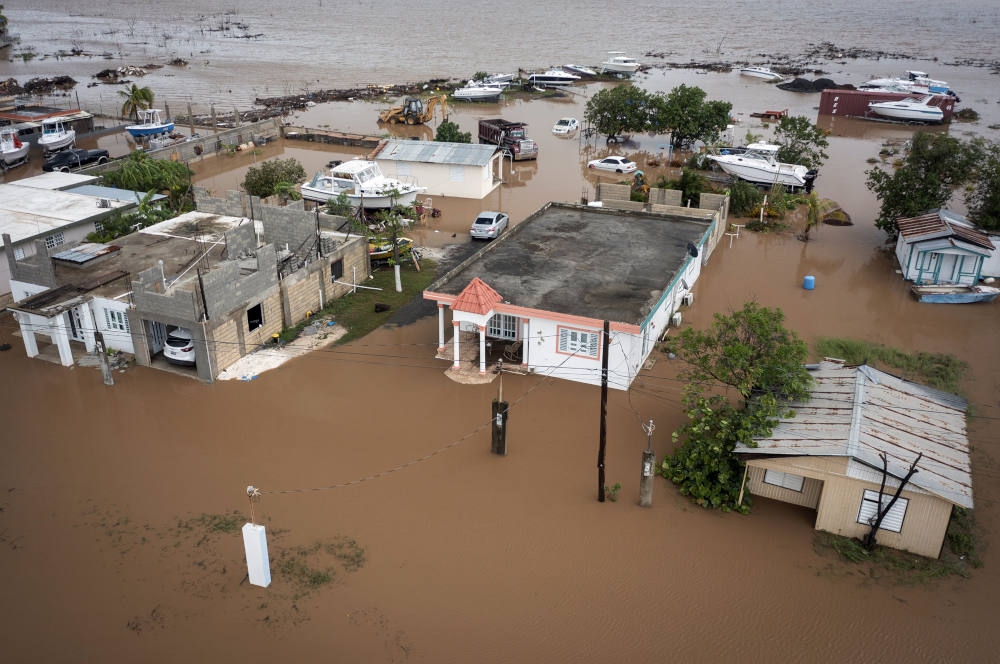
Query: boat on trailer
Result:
<box><xmin>125</xmin><ymin>109</ymin><xmax>175</xmax><ymax>137</ymax></box>
<box><xmin>301</xmin><ymin>159</ymin><xmax>423</xmax><ymax>209</ymax></box>
<box><xmin>708</xmin><ymin>143</ymin><xmax>818</xmax><ymax>190</ymax></box>
<box><xmin>910</xmin><ymin>284</ymin><xmax>1000</xmax><ymax>304</ymax></box>
<box><xmin>0</xmin><ymin>128</ymin><xmax>29</xmax><ymax>170</ymax></box>
<box><xmin>37</xmin><ymin>118</ymin><xmax>76</xmax><ymax>153</ymax></box>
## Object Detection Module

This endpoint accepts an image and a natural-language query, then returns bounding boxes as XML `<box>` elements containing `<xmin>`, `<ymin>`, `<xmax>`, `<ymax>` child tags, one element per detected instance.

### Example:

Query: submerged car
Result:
<box><xmin>587</xmin><ymin>155</ymin><xmax>637</xmax><ymax>173</ymax></box>
<box><xmin>42</xmin><ymin>148</ymin><xmax>110</xmax><ymax>172</ymax></box>
<box><xmin>163</xmin><ymin>327</ymin><xmax>196</xmax><ymax>366</ymax></box>
<box><xmin>552</xmin><ymin>117</ymin><xmax>579</xmax><ymax>135</ymax></box>
<box><xmin>470</xmin><ymin>211</ymin><xmax>509</xmax><ymax>240</ymax></box>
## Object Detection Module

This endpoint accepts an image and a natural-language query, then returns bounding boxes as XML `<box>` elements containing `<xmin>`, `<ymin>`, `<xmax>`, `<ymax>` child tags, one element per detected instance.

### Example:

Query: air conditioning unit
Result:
<box><xmin>671</xmin><ymin>312</ymin><xmax>683</xmax><ymax>327</ymax></box>
<box><xmin>96</xmin><ymin>198</ymin><xmax>112</xmax><ymax>208</ymax></box>
<box><xmin>682</xmin><ymin>292</ymin><xmax>694</xmax><ymax>307</ymax></box>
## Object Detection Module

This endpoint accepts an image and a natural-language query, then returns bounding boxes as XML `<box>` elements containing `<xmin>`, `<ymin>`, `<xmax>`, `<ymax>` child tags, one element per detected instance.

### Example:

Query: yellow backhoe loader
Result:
<box><xmin>378</xmin><ymin>94</ymin><xmax>448</xmax><ymax>125</ymax></box>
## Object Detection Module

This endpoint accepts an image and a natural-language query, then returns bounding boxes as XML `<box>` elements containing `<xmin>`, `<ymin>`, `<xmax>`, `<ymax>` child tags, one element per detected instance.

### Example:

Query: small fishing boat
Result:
<box><xmin>452</xmin><ymin>82</ymin><xmax>504</xmax><ymax>101</ymax></box>
<box><xmin>369</xmin><ymin>237</ymin><xmax>413</xmax><ymax>262</ymax></box>
<box><xmin>739</xmin><ymin>66</ymin><xmax>783</xmax><ymax>81</ymax></box>
<box><xmin>911</xmin><ymin>284</ymin><xmax>1000</xmax><ymax>304</ymax></box>
<box><xmin>600</xmin><ymin>52</ymin><xmax>640</xmax><ymax>74</ymax></box>
<box><xmin>301</xmin><ymin>159</ymin><xmax>423</xmax><ymax>209</ymax></box>
<box><xmin>708</xmin><ymin>143</ymin><xmax>818</xmax><ymax>190</ymax></box>
<box><xmin>125</xmin><ymin>109</ymin><xmax>175</xmax><ymax>137</ymax></box>
<box><xmin>0</xmin><ymin>128</ymin><xmax>29</xmax><ymax>170</ymax></box>
<box><xmin>562</xmin><ymin>64</ymin><xmax>597</xmax><ymax>77</ymax></box>
<box><xmin>868</xmin><ymin>95</ymin><xmax>943</xmax><ymax>123</ymax></box>
<box><xmin>37</xmin><ymin>118</ymin><xmax>76</xmax><ymax>153</ymax></box>
<box><xmin>527</xmin><ymin>69</ymin><xmax>580</xmax><ymax>87</ymax></box>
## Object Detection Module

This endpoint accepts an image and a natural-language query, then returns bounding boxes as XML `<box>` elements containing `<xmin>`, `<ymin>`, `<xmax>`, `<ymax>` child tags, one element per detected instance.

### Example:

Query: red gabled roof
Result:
<box><xmin>896</xmin><ymin>211</ymin><xmax>995</xmax><ymax>250</ymax></box>
<box><xmin>452</xmin><ymin>277</ymin><xmax>502</xmax><ymax>315</ymax></box>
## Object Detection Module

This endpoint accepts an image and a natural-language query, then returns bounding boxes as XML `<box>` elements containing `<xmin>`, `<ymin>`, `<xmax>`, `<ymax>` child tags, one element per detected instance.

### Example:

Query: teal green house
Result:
<box><xmin>894</xmin><ymin>210</ymin><xmax>997</xmax><ymax>286</ymax></box>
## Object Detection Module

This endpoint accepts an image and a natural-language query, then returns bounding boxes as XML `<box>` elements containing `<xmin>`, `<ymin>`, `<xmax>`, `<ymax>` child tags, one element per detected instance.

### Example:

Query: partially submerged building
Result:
<box><xmin>423</xmin><ymin>198</ymin><xmax>728</xmax><ymax>388</ymax></box>
<box><xmin>373</xmin><ymin>139</ymin><xmax>501</xmax><ymax>199</ymax></box>
<box><xmin>4</xmin><ymin>189</ymin><xmax>369</xmax><ymax>381</ymax></box>
<box><xmin>734</xmin><ymin>359</ymin><xmax>973</xmax><ymax>558</ymax></box>
<box><xmin>895</xmin><ymin>209</ymin><xmax>998</xmax><ymax>284</ymax></box>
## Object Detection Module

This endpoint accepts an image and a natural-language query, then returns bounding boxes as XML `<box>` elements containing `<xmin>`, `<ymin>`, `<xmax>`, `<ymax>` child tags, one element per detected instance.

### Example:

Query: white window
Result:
<box><xmin>13</xmin><ymin>246</ymin><xmax>25</xmax><ymax>260</ymax></box>
<box><xmin>44</xmin><ymin>232</ymin><xmax>65</xmax><ymax>249</ymax></box>
<box><xmin>763</xmin><ymin>469</ymin><xmax>805</xmax><ymax>492</ymax></box>
<box><xmin>857</xmin><ymin>489</ymin><xmax>909</xmax><ymax>533</ymax></box>
<box><xmin>487</xmin><ymin>313</ymin><xmax>518</xmax><ymax>340</ymax></box>
<box><xmin>396</xmin><ymin>162</ymin><xmax>411</xmax><ymax>177</ymax></box>
<box><xmin>104</xmin><ymin>308</ymin><xmax>131</xmax><ymax>333</ymax></box>
<box><xmin>558</xmin><ymin>327</ymin><xmax>600</xmax><ymax>358</ymax></box>
<box><xmin>449</xmin><ymin>165</ymin><xmax>465</xmax><ymax>182</ymax></box>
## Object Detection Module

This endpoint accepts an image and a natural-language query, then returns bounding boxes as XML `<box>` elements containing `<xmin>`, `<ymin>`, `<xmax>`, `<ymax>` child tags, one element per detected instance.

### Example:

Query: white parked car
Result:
<box><xmin>587</xmin><ymin>156</ymin><xmax>637</xmax><ymax>173</ymax></box>
<box><xmin>470</xmin><ymin>211</ymin><xmax>509</xmax><ymax>240</ymax></box>
<box><xmin>163</xmin><ymin>327</ymin><xmax>196</xmax><ymax>366</ymax></box>
<box><xmin>552</xmin><ymin>117</ymin><xmax>579</xmax><ymax>135</ymax></box>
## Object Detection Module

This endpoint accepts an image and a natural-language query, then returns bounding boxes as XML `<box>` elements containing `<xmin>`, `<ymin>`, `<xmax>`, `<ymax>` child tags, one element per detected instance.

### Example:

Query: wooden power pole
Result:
<box><xmin>598</xmin><ymin>320</ymin><xmax>610</xmax><ymax>502</ymax></box>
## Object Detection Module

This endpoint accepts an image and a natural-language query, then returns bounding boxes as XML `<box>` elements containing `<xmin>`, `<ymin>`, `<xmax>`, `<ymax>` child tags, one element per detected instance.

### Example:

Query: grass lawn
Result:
<box><xmin>814</xmin><ymin>337</ymin><xmax>967</xmax><ymax>394</ymax></box>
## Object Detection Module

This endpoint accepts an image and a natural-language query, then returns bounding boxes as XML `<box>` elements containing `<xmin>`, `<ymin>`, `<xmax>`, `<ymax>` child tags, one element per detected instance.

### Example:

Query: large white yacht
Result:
<box><xmin>301</xmin><ymin>159</ymin><xmax>423</xmax><ymax>209</ymax></box>
<box><xmin>600</xmin><ymin>52</ymin><xmax>640</xmax><ymax>74</ymax></box>
<box><xmin>708</xmin><ymin>143</ymin><xmax>818</xmax><ymax>190</ymax></box>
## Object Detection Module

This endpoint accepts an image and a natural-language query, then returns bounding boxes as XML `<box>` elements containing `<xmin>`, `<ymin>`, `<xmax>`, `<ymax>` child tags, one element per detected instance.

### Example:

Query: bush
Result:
<box><xmin>243</xmin><ymin>158</ymin><xmax>307</xmax><ymax>198</ymax></box>
<box><xmin>434</xmin><ymin>121</ymin><xmax>471</xmax><ymax>143</ymax></box>
<box><xmin>728</xmin><ymin>178</ymin><xmax>764</xmax><ymax>216</ymax></box>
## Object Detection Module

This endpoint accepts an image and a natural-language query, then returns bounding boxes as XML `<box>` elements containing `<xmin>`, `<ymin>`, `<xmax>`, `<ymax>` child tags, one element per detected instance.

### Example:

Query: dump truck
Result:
<box><xmin>378</xmin><ymin>95</ymin><xmax>448</xmax><ymax>125</ymax></box>
<box><xmin>477</xmin><ymin>119</ymin><xmax>538</xmax><ymax>161</ymax></box>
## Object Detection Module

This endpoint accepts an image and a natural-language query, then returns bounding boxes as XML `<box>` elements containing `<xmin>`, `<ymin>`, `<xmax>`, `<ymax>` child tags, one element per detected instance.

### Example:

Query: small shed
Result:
<box><xmin>734</xmin><ymin>360</ymin><xmax>973</xmax><ymax>558</ymax></box>
<box><xmin>895</xmin><ymin>209</ymin><xmax>997</xmax><ymax>285</ymax></box>
<box><xmin>373</xmin><ymin>139</ymin><xmax>501</xmax><ymax>199</ymax></box>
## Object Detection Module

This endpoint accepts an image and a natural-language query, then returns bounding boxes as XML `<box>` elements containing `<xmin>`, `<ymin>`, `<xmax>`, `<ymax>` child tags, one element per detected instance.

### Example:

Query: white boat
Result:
<box><xmin>527</xmin><ymin>69</ymin><xmax>580</xmax><ymax>87</ymax></box>
<box><xmin>868</xmin><ymin>95</ymin><xmax>944</xmax><ymax>123</ymax></box>
<box><xmin>37</xmin><ymin>118</ymin><xmax>76</xmax><ymax>153</ymax></box>
<box><xmin>483</xmin><ymin>73</ymin><xmax>514</xmax><ymax>85</ymax></box>
<box><xmin>453</xmin><ymin>83</ymin><xmax>504</xmax><ymax>101</ymax></box>
<box><xmin>301</xmin><ymin>159</ymin><xmax>423</xmax><ymax>209</ymax></box>
<box><xmin>600</xmin><ymin>52</ymin><xmax>640</xmax><ymax>74</ymax></box>
<box><xmin>0</xmin><ymin>128</ymin><xmax>29</xmax><ymax>169</ymax></box>
<box><xmin>739</xmin><ymin>66</ymin><xmax>783</xmax><ymax>82</ymax></box>
<box><xmin>860</xmin><ymin>71</ymin><xmax>953</xmax><ymax>96</ymax></box>
<box><xmin>125</xmin><ymin>109</ymin><xmax>175</xmax><ymax>137</ymax></box>
<box><xmin>563</xmin><ymin>64</ymin><xmax>597</xmax><ymax>77</ymax></box>
<box><xmin>708</xmin><ymin>143</ymin><xmax>818</xmax><ymax>190</ymax></box>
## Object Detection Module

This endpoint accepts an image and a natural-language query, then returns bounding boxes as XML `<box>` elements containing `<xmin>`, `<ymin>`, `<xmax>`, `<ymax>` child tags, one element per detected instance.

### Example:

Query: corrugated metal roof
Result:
<box><xmin>377</xmin><ymin>139</ymin><xmax>498</xmax><ymax>166</ymax></box>
<box><xmin>897</xmin><ymin>210</ymin><xmax>994</xmax><ymax>250</ymax></box>
<box><xmin>734</xmin><ymin>360</ymin><xmax>973</xmax><ymax>508</ymax></box>
<box><xmin>51</xmin><ymin>242</ymin><xmax>120</xmax><ymax>264</ymax></box>
<box><xmin>66</xmin><ymin>184</ymin><xmax>167</xmax><ymax>205</ymax></box>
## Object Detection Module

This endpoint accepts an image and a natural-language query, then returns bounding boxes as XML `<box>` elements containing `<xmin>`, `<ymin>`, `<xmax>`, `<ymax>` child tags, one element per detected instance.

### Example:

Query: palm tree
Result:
<box><xmin>118</xmin><ymin>84</ymin><xmax>155</xmax><ymax>121</ymax></box>
<box><xmin>801</xmin><ymin>192</ymin><xmax>821</xmax><ymax>242</ymax></box>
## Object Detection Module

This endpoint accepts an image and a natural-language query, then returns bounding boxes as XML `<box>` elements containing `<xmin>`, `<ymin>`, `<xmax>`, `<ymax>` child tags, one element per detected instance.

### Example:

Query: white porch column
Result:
<box><xmin>522</xmin><ymin>319</ymin><xmax>530</xmax><ymax>367</ymax></box>
<box><xmin>437</xmin><ymin>303</ymin><xmax>446</xmax><ymax>352</ymax></box>
<box><xmin>79</xmin><ymin>302</ymin><xmax>96</xmax><ymax>353</ymax></box>
<box><xmin>452</xmin><ymin>321</ymin><xmax>461</xmax><ymax>368</ymax></box>
<box><xmin>478</xmin><ymin>325</ymin><xmax>486</xmax><ymax>375</ymax></box>
<box><xmin>18</xmin><ymin>314</ymin><xmax>39</xmax><ymax>358</ymax></box>
<box><xmin>51</xmin><ymin>315</ymin><xmax>74</xmax><ymax>367</ymax></box>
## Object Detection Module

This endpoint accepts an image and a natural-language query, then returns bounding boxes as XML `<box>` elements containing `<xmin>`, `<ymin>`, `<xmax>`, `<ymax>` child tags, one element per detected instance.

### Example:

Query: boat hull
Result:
<box><xmin>2</xmin><ymin>143</ymin><xmax>29</xmax><ymax>165</ymax></box>
<box><xmin>600</xmin><ymin>63</ymin><xmax>639</xmax><ymax>74</ymax></box>
<box><xmin>708</xmin><ymin>155</ymin><xmax>813</xmax><ymax>188</ymax></box>
<box><xmin>38</xmin><ymin>130</ymin><xmax>76</xmax><ymax>152</ymax></box>
<box><xmin>563</xmin><ymin>64</ymin><xmax>597</xmax><ymax>76</ymax></box>
<box><xmin>868</xmin><ymin>103</ymin><xmax>942</xmax><ymax>123</ymax></box>
<box><xmin>126</xmin><ymin>121</ymin><xmax>175</xmax><ymax>137</ymax></box>
<box><xmin>911</xmin><ymin>285</ymin><xmax>1000</xmax><ymax>303</ymax></box>
<box><xmin>740</xmin><ymin>68</ymin><xmax>782</xmax><ymax>81</ymax></box>
<box><xmin>453</xmin><ymin>89</ymin><xmax>502</xmax><ymax>101</ymax></box>
<box><xmin>301</xmin><ymin>186</ymin><xmax>420</xmax><ymax>209</ymax></box>
<box><xmin>528</xmin><ymin>76</ymin><xmax>578</xmax><ymax>87</ymax></box>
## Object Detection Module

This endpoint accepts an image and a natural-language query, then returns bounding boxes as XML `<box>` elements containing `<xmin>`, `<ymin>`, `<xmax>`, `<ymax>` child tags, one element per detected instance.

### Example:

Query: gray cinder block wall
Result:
<box><xmin>3</xmin><ymin>235</ymin><xmax>58</xmax><ymax>289</ymax></box>
<box><xmin>199</xmin><ymin>245</ymin><xmax>278</xmax><ymax>320</ymax></box>
<box><xmin>223</xmin><ymin>223</ymin><xmax>258</xmax><ymax>259</ymax></box>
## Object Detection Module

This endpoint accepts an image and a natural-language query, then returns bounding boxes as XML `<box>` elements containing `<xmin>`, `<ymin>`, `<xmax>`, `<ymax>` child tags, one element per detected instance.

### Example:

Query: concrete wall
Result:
<box><xmin>596</xmin><ymin>183</ymin><xmax>630</xmax><ymax>202</ymax></box>
<box><xmin>3</xmin><ymin>236</ymin><xmax>57</xmax><ymax>293</ymax></box>
<box><xmin>131</xmin><ymin>265</ymin><xmax>202</xmax><ymax>321</ymax></box>
<box><xmin>650</xmin><ymin>188</ymin><xmax>682</xmax><ymax>207</ymax></box>
<box><xmin>199</xmin><ymin>246</ymin><xmax>278</xmax><ymax>320</ymax></box>
<box><xmin>224</xmin><ymin>222</ymin><xmax>258</xmax><ymax>259</ymax></box>
<box><xmin>279</xmin><ymin>235</ymin><xmax>370</xmax><ymax>326</ymax></box>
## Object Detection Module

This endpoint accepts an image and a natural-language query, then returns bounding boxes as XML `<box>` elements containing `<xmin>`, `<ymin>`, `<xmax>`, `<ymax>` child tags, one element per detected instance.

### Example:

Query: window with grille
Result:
<box><xmin>763</xmin><ymin>469</ymin><xmax>805</xmax><ymax>492</ymax></box>
<box><xmin>557</xmin><ymin>326</ymin><xmax>600</xmax><ymax>359</ymax></box>
<box><xmin>13</xmin><ymin>246</ymin><xmax>25</xmax><ymax>260</ymax></box>
<box><xmin>94</xmin><ymin>220</ymin><xmax>104</xmax><ymax>232</ymax></box>
<box><xmin>487</xmin><ymin>314</ymin><xmax>517</xmax><ymax>340</ymax></box>
<box><xmin>44</xmin><ymin>232</ymin><xmax>65</xmax><ymax>249</ymax></box>
<box><xmin>330</xmin><ymin>258</ymin><xmax>344</xmax><ymax>281</ymax></box>
<box><xmin>104</xmin><ymin>308</ymin><xmax>131</xmax><ymax>333</ymax></box>
<box><xmin>857</xmin><ymin>490</ymin><xmax>908</xmax><ymax>533</ymax></box>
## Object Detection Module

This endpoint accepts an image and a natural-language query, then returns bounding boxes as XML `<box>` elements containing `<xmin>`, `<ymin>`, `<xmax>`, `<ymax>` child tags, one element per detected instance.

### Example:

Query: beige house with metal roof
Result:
<box><xmin>373</xmin><ymin>139</ymin><xmax>501</xmax><ymax>199</ymax></box>
<box><xmin>735</xmin><ymin>360</ymin><xmax>972</xmax><ymax>558</ymax></box>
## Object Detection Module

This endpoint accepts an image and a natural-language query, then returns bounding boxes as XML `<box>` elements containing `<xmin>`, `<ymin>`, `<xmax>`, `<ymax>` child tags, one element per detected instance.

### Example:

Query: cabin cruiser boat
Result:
<box><xmin>483</xmin><ymin>73</ymin><xmax>513</xmax><ymax>85</ymax></box>
<box><xmin>0</xmin><ymin>128</ymin><xmax>29</xmax><ymax>169</ymax></box>
<box><xmin>868</xmin><ymin>96</ymin><xmax>943</xmax><ymax>123</ymax></box>
<box><xmin>453</xmin><ymin>82</ymin><xmax>504</xmax><ymax>101</ymax></box>
<box><xmin>125</xmin><ymin>109</ymin><xmax>175</xmax><ymax>137</ymax></box>
<box><xmin>562</xmin><ymin>64</ymin><xmax>597</xmax><ymax>76</ymax></box>
<box><xmin>301</xmin><ymin>159</ymin><xmax>423</xmax><ymax>209</ymax></box>
<box><xmin>708</xmin><ymin>143</ymin><xmax>818</xmax><ymax>190</ymax></box>
<box><xmin>527</xmin><ymin>69</ymin><xmax>580</xmax><ymax>87</ymax></box>
<box><xmin>739</xmin><ymin>66</ymin><xmax>783</xmax><ymax>81</ymax></box>
<box><xmin>600</xmin><ymin>52</ymin><xmax>640</xmax><ymax>74</ymax></box>
<box><xmin>37</xmin><ymin>118</ymin><xmax>76</xmax><ymax>153</ymax></box>
<box><xmin>860</xmin><ymin>71</ymin><xmax>954</xmax><ymax>96</ymax></box>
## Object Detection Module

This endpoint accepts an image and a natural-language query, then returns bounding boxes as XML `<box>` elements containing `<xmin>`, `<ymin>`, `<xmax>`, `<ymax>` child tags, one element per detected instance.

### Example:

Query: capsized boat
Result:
<box><xmin>563</xmin><ymin>64</ymin><xmax>597</xmax><ymax>76</ymax></box>
<box><xmin>911</xmin><ymin>284</ymin><xmax>1000</xmax><ymax>304</ymax></box>
<box><xmin>301</xmin><ymin>159</ymin><xmax>423</xmax><ymax>209</ymax></box>
<box><xmin>37</xmin><ymin>118</ymin><xmax>76</xmax><ymax>153</ymax></box>
<box><xmin>0</xmin><ymin>128</ymin><xmax>29</xmax><ymax>169</ymax></box>
<box><xmin>527</xmin><ymin>69</ymin><xmax>580</xmax><ymax>87</ymax></box>
<box><xmin>739</xmin><ymin>66</ymin><xmax>783</xmax><ymax>81</ymax></box>
<box><xmin>708</xmin><ymin>143</ymin><xmax>818</xmax><ymax>190</ymax></box>
<box><xmin>600</xmin><ymin>52</ymin><xmax>640</xmax><ymax>74</ymax></box>
<box><xmin>125</xmin><ymin>109</ymin><xmax>175</xmax><ymax>137</ymax></box>
<box><xmin>868</xmin><ymin>95</ymin><xmax>943</xmax><ymax>123</ymax></box>
<box><xmin>453</xmin><ymin>82</ymin><xmax>504</xmax><ymax>101</ymax></box>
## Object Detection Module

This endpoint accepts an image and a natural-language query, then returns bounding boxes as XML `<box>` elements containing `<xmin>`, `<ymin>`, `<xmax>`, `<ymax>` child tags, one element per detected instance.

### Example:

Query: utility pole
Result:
<box><xmin>491</xmin><ymin>359</ymin><xmax>508</xmax><ymax>455</ymax></box>
<box><xmin>598</xmin><ymin>320</ymin><xmax>610</xmax><ymax>502</ymax></box>
<box><xmin>639</xmin><ymin>419</ymin><xmax>655</xmax><ymax>507</ymax></box>
<box><xmin>391</xmin><ymin>218</ymin><xmax>402</xmax><ymax>292</ymax></box>
<box><xmin>94</xmin><ymin>330</ymin><xmax>114</xmax><ymax>386</ymax></box>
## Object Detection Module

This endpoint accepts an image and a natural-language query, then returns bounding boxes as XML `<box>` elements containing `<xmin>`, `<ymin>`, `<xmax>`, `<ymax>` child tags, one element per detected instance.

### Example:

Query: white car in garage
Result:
<box><xmin>163</xmin><ymin>327</ymin><xmax>196</xmax><ymax>366</ymax></box>
<box><xmin>587</xmin><ymin>155</ymin><xmax>637</xmax><ymax>173</ymax></box>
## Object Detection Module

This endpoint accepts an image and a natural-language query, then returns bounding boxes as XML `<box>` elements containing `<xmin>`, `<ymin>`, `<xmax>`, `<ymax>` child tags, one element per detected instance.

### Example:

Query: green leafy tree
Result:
<box><xmin>583</xmin><ymin>84</ymin><xmax>651</xmax><ymax>141</ymax></box>
<box><xmin>965</xmin><ymin>140</ymin><xmax>1000</xmax><ymax>231</ymax></box>
<box><xmin>728</xmin><ymin>178</ymin><xmax>764</xmax><ymax>216</ymax></box>
<box><xmin>866</xmin><ymin>131</ymin><xmax>978</xmax><ymax>237</ymax></box>
<box><xmin>659</xmin><ymin>302</ymin><xmax>812</xmax><ymax>512</ymax></box>
<box><xmin>434</xmin><ymin>120</ymin><xmax>471</xmax><ymax>143</ymax></box>
<box><xmin>272</xmin><ymin>181</ymin><xmax>301</xmax><ymax>203</ymax></box>
<box><xmin>101</xmin><ymin>151</ymin><xmax>191</xmax><ymax>210</ymax></box>
<box><xmin>118</xmin><ymin>83</ymin><xmax>155</xmax><ymax>121</ymax></box>
<box><xmin>324</xmin><ymin>191</ymin><xmax>354</xmax><ymax>217</ymax></box>
<box><xmin>648</xmin><ymin>84</ymin><xmax>732</xmax><ymax>148</ymax></box>
<box><xmin>242</xmin><ymin>158</ymin><xmax>307</xmax><ymax>198</ymax></box>
<box><xmin>773</xmin><ymin>115</ymin><xmax>829</xmax><ymax>169</ymax></box>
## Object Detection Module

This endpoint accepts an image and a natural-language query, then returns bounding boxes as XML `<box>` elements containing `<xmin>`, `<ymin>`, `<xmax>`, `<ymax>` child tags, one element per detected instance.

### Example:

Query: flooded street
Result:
<box><xmin>2</xmin><ymin>1</ymin><xmax>1000</xmax><ymax>660</ymax></box>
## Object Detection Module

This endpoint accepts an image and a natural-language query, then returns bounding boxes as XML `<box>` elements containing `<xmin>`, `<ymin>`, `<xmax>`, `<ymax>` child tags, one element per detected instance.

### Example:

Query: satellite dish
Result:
<box><xmin>687</xmin><ymin>242</ymin><xmax>699</xmax><ymax>258</ymax></box>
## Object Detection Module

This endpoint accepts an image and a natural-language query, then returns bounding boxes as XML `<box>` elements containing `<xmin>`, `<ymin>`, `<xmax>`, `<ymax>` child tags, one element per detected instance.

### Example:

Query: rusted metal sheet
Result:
<box><xmin>818</xmin><ymin>89</ymin><xmax>955</xmax><ymax>122</ymax></box>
